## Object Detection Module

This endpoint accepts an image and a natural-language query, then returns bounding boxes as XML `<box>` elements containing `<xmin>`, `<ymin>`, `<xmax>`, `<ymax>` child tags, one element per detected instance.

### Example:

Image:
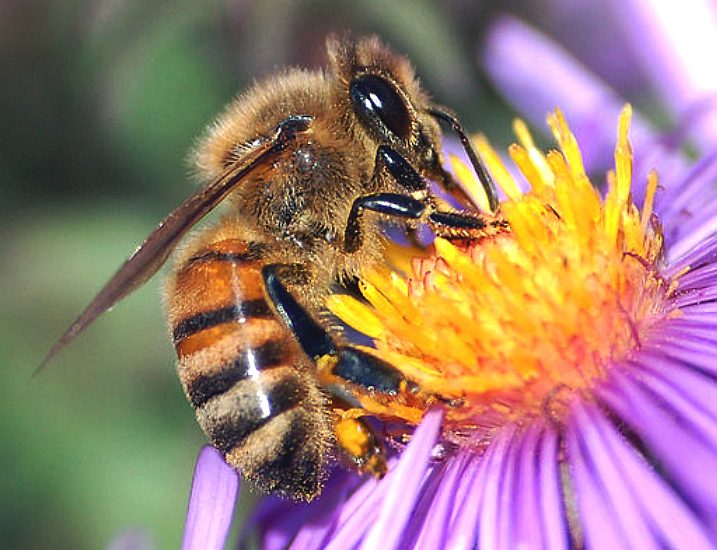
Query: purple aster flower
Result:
<box><xmin>180</xmin><ymin>103</ymin><xmax>717</xmax><ymax>548</ymax></box>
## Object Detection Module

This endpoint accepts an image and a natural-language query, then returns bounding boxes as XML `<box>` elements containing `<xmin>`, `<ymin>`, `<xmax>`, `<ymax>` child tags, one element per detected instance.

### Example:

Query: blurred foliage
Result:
<box><xmin>0</xmin><ymin>0</ymin><xmax>571</xmax><ymax>547</ymax></box>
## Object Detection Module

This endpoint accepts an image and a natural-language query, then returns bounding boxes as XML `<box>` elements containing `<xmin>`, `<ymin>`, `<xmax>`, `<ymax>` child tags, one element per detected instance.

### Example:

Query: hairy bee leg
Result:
<box><xmin>331</xmin><ymin>346</ymin><xmax>407</xmax><ymax>394</ymax></box>
<box><xmin>375</xmin><ymin>145</ymin><xmax>425</xmax><ymax>191</ymax></box>
<box><xmin>333</xmin><ymin>412</ymin><xmax>387</xmax><ymax>478</ymax></box>
<box><xmin>344</xmin><ymin>145</ymin><xmax>502</xmax><ymax>252</ymax></box>
<box><xmin>342</xmin><ymin>144</ymin><xmax>427</xmax><ymax>253</ymax></box>
<box><xmin>262</xmin><ymin>264</ymin><xmax>410</xmax><ymax>393</ymax></box>
<box><xmin>378</xmin><ymin>141</ymin><xmax>481</xmax><ymax>211</ymax></box>
<box><xmin>262</xmin><ymin>264</ymin><xmax>461</xmax><ymax>476</ymax></box>
<box><xmin>343</xmin><ymin>191</ymin><xmax>495</xmax><ymax>252</ymax></box>
<box><xmin>262</xmin><ymin>263</ymin><xmax>414</xmax><ymax>475</ymax></box>
<box><xmin>427</xmin><ymin>210</ymin><xmax>512</xmax><ymax>242</ymax></box>
<box><xmin>344</xmin><ymin>192</ymin><xmax>425</xmax><ymax>253</ymax></box>
<box><xmin>374</xmin><ymin>147</ymin><xmax>500</xmax><ymax>236</ymax></box>
<box><xmin>263</xmin><ymin>266</ymin><xmax>466</xmax><ymax>410</ymax></box>
<box><xmin>262</xmin><ymin>264</ymin><xmax>336</xmax><ymax>360</ymax></box>
<box><xmin>428</xmin><ymin>210</ymin><xmax>489</xmax><ymax>230</ymax></box>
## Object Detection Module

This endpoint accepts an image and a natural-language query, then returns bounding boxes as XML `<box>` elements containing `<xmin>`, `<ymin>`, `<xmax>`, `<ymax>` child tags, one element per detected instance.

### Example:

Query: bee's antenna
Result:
<box><xmin>428</xmin><ymin>107</ymin><xmax>499</xmax><ymax>213</ymax></box>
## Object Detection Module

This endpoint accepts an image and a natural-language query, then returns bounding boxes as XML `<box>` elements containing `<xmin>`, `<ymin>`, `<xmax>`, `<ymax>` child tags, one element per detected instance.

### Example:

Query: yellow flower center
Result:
<box><xmin>328</xmin><ymin>106</ymin><xmax>675</xmax><ymax>447</ymax></box>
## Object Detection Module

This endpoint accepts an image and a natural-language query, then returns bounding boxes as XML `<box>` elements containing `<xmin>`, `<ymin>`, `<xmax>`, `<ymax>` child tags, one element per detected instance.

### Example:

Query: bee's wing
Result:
<box><xmin>39</xmin><ymin>115</ymin><xmax>312</xmax><ymax>373</ymax></box>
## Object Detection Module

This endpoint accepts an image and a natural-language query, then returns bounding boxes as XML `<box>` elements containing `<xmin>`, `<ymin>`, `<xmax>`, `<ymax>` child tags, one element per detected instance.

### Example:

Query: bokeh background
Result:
<box><xmin>0</xmin><ymin>0</ymin><xmax>664</xmax><ymax>548</ymax></box>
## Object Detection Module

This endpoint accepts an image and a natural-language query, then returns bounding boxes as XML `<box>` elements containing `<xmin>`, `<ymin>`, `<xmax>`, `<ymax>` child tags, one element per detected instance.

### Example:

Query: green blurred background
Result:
<box><xmin>0</xmin><ymin>0</ymin><xmax>622</xmax><ymax>547</ymax></box>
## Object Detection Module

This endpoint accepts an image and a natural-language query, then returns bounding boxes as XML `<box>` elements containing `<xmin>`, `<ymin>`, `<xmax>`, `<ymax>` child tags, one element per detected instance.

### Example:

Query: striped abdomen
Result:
<box><xmin>165</xmin><ymin>238</ymin><xmax>332</xmax><ymax>500</ymax></box>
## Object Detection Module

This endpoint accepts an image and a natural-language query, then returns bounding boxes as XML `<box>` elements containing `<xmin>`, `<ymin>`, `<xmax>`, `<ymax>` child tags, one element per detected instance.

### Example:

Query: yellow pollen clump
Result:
<box><xmin>328</xmin><ymin>106</ymin><xmax>673</xmax><ymax>445</ymax></box>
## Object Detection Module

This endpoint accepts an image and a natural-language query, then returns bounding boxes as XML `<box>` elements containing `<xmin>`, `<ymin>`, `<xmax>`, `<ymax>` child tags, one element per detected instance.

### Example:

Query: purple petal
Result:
<box><xmin>510</xmin><ymin>424</ymin><xmax>543</xmax><ymax>546</ymax></box>
<box><xmin>444</xmin><ymin>441</ymin><xmax>497</xmax><ymax>550</ymax></box>
<box><xmin>510</xmin><ymin>422</ymin><xmax>569</xmax><ymax>549</ymax></box>
<box><xmin>666</xmin><ymin>233</ymin><xmax>717</xmax><ymax>279</ymax></box>
<box><xmin>598</xmin><ymin>371</ymin><xmax>717</xmax><ymax>520</ymax></box>
<box><xmin>654</xmin><ymin>317</ymin><xmax>717</xmax><ymax>342</ymax></box>
<box><xmin>360</xmin><ymin>408</ymin><xmax>443</xmax><ymax>550</ymax></box>
<box><xmin>631</xmin><ymin>354</ymin><xmax>717</xmax><ymax>429</ymax></box>
<box><xmin>675</xmin><ymin>263</ymin><xmax>717</xmax><ymax>292</ymax></box>
<box><xmin>322</xmin><ymin>471</ymin><xmax>386</xmax><ymax>550</ymax></box>
<box><xmin>182</xmin><ymin>446</ymin><xmax>239</xmax><ymax>550</ymax></box>
<box><xmin>669</xmin><ymin>211</ymin><xmax>717</xmax><ymax>265</ymax></box>
<box><xmin>441</xmin><ymin>423</ymin><xmax>566</xmax><ymax>550</ymax></box>
<box><xmin>496</xmin><ymin>430</ymin><xmax>522</xmax><ymax>548</ymax></box>
<box><xmin>240</xmin><ymin>496</ymin><xmax>297</xmax><ymax>550</ymax></box>
<box><xmin>448</xmin><ymin>448</ymin><xmax>483</xmax><ymax>526</ymax></box>
<box><xmin>241</xmin><ymin>469</ymin><xmax>363</xmax><ymax>550</ymax></box>
<box><xmin>673</xmin><ymin>310</ymin><xmax>717</xmax><ymax>329</ymax></box>
<box><xmin>395</xmin><ymin>463</ymin><xmax>446</xmax><ymax>549</ymax></box>
<box><xmin>575</xmin><ymin>399</ymin><xmax>715</xmax><ymax>548</ymax></box>
<box><xmin>622</xmin><ymin>359</ymin><xmax>717</xmax><ymax>458</ymax></box>
<box><xmin>106</xmin><ymin>530</ymin><xmax>155</xmax><ymax>550</ymax></box>
<box><xmin>288</xmin><ymin>476</ymin><xmax>353</xmax><ymax>550</ymax></box>
<box><xmin>482</xmin><ymin>15</ymin><xmax>633</xmax><ymax>168</ymax></box>
<box><xmin>616</xmin><ymin>0</ymin><xmax>717</xmax><ymax>148</ymax></box>
<box><xmin>661</xmin><ymin>142</ymin><xmax>717</xmax><ymax>216</ymax></box>
<box><xmin>655</xmin><ymin>337</ymin><xmax>717</xmax><ymax>377</ymax></box>
<box><xmin>410</xmin><ymin>454</ymin><xmax>470</xmax><ymax>549</ymax></box>
<box><xmin>673</xmin><ymin>285</ymin><xmax>717</xmax><ymax>310</ymax></box>
<box><xmin>537</xmin><ymin>425</ymin><xmax>569</xmax><ymax>549</ymax></box>
<box><xmin>477</xmin><ymin>427</ymin><xmax>516</xmax><ymax>550</ymax></box>
<box><xmin>527</xmin><ymin>1</ymin><xmax>648</xmax><ymax>97</ymax></box>
<box><xmin>568</xmin><ymin>400</ymin><xmax>659</xmax><ymax>549</ymax></box>
<box><xmin>656</xmin><ymin>150</ymin><xmax>717</xmax><ymax>259</ymax></box>
<box><xmin>680</xmin><ymin>308</ymin><xmax>717</xmax><ymax>320</ymax></box>
<box><xmin>481</xmin><ymin>14</ymin><xmax>688</xmax><ymax>197</ymax></box>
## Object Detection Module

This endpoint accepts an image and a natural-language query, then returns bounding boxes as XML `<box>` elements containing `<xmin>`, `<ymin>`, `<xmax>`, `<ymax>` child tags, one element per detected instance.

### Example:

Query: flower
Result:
<box><xmin>182</xmin><ymin>446</ymin><xmax>238</xmax><ymax>550</ymax></box>
<box><xmin>182</xmin><ymin>103</ymin><xmax>717</xmax><ymax>549</ymax></box>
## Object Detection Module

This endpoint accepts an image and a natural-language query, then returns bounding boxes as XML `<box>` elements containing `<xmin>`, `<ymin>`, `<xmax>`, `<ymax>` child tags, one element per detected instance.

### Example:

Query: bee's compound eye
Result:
<box><xmin>350</xmin><ymin>75</ymin><xmax>411</xmax><ymax>140</ymax></box>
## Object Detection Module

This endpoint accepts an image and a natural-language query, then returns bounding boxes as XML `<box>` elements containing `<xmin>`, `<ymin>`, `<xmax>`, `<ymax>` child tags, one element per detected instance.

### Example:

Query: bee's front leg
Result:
<box><xmin>344</xmin><ymin>145</ymin><xmax>503</xmax><ymax>252</ymax></box>
<box><xmin>342</xmin><ymin>190</ymin><xmax>499</xmax><ymax>252</ymax></box>
<box><xmin>427</xmin><ymin>210</ymin><xmax>510</xmax><ymax>242</ymax></box>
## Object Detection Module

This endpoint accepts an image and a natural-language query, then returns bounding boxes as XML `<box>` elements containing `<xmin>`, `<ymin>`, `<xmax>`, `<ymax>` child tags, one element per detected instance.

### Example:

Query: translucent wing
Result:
<box><xmin>39</xmin><ymin>115</ymin><xmax>312</xmax><ymax>372</ymax></box>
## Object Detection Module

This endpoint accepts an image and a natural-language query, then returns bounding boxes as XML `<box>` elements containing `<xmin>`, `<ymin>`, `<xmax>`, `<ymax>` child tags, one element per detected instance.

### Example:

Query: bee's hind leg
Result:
<box><xmin>262</xmin><ymin>264</ymin><xmax>417</xmax><ymax>477</ymax></box>
<box><xmin>262</xmin><ymin>264</ymin><xmax>409</xmax><ymax>397</ymax></box>
<box><xmin>329</xmin><ymin>398</ymin><xmax>388</xmax><ymax>478</ymax></box>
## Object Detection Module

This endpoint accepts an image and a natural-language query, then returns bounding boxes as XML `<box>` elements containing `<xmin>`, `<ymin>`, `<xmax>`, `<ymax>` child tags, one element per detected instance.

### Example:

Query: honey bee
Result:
<box><xmin>43</xmin><ymin>35</ymin><xmax>505</xmax><ymax>500</ymax></box>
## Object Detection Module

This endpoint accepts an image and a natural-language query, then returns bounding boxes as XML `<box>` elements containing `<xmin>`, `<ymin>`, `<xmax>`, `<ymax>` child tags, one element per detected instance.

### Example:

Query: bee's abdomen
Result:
<box><xmin>166</xmin><ymin>238</ymin><xmax>332</xmax><ymax>499</ymax></box>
